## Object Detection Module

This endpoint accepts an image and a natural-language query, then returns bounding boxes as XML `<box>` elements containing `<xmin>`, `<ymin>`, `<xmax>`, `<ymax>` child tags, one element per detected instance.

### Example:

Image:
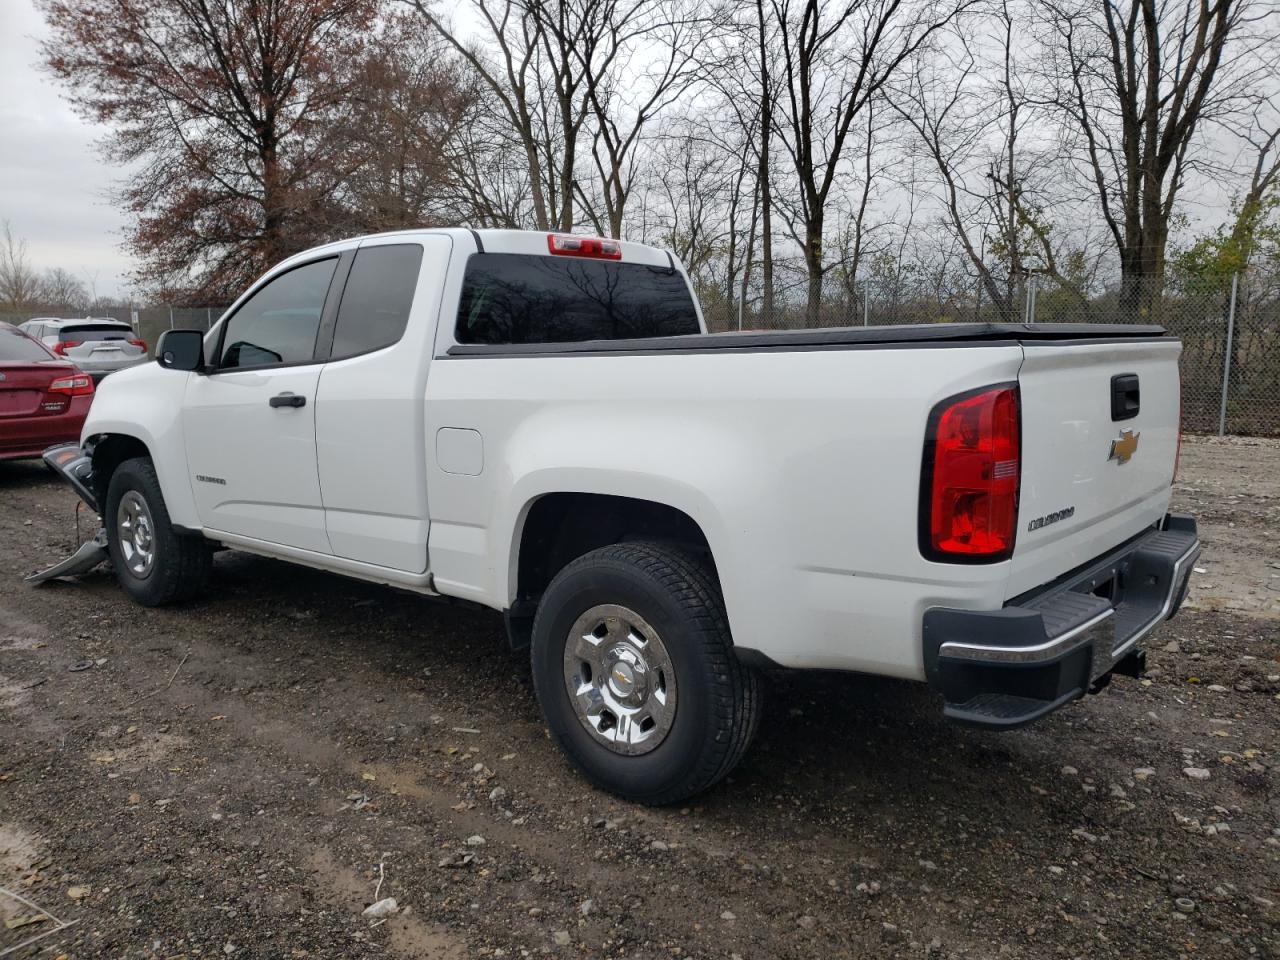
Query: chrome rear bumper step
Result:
<box><xmin>922</xmin><ymin>513</ymin><xmax>1199</xmax><ymax>729</ymax></box>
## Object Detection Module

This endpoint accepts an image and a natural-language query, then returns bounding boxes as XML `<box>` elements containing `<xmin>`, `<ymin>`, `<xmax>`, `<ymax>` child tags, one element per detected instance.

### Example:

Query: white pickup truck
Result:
<box><xmin>35</xmin><ymin>228</ymin><xmax>1199</xmax><ymax>803</ymax></box>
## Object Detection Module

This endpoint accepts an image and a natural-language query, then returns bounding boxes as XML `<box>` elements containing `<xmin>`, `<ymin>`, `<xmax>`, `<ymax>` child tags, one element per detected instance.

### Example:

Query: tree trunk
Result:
<box><xmin>1118</xmin><ymin>220</ymin><xmax>1168</xmax><ymax>321</ymax></box>
<box><xmin>803</xmin><ymin>221</ymin><xmax>823</xmax><ymax>326</ymax></box>
<box><xmin>260</xmin><ymin>135</ymin><xmax>285</xmax><ymax>268</ymax></box>
<box><xmin>523</xmin><ymin>126</ymin><xmax>551</xmax><ymax>230</ymax></box>
<box><xmin>756</xmin><ymin>0</ymin><xmax>774</xmax><ymax>329</ymax></box>
<box><xmin>608</xmin><ymin>190</ymin><xmax>624</xmax><ymax>239</ymax></box>
<box><xmin>739</xmin><ymin>179</ymin><xmax>759</xmax><ymax>332</ymax></box>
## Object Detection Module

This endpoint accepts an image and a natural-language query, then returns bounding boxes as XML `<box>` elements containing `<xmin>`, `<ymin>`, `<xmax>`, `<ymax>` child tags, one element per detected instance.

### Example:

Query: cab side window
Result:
<box><xmin>330</xmin><ymin>244</ymin><xmax>423</xmax><ymax>360</ymax></box>
<box><xmin>218</xmin><ymin>258</ymin><xmax>337</xmax><ymax>370</ymax></box>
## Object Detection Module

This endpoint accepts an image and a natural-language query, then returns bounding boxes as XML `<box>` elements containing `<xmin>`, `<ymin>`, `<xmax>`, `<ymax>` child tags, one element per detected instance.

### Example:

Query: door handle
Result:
<box><xmin>269</xmin><ymin>392</ymin><xmax>306</xmax><ymax>409</ymax></box>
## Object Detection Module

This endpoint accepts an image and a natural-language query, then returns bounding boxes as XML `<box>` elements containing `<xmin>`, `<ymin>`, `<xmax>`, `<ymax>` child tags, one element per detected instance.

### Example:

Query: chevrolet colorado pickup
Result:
<box><xmin>34</xmin><ymin>228</ymin><xmax>1199</xmax><ymax>803</ymax></box>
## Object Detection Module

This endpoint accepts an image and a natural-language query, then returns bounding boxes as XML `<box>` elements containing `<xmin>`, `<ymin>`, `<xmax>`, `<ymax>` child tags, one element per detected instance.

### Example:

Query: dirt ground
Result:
<box><xmin>0</xmin><ymin>435</ymin><xmax>1276</xmax><ymax>960</ymax></box>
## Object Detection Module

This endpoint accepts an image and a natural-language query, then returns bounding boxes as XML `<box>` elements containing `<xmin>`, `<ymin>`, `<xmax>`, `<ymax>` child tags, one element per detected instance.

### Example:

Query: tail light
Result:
<box><xmin>128</xmin><ymin>338</ymin><xmax>147</xmax><ymax>351</ymax></box>
<box><xmin>547</xmin><ymin>234</ymin><xmax>622</xmax><ymax>260</ymax></box>
<box><xmin>52</xmin><ymin>340</ymin><xmax>83</xmax><ymax>355</ymax></box>
<box><xmin>48</xmin><ymin>374</ymin><xmax>95</xmax><ymax>397</ymax></box>
<box><xmin>920</xmin><ymin>384</ymin><xmax>1021</xmax><ymax>562</ymax></box>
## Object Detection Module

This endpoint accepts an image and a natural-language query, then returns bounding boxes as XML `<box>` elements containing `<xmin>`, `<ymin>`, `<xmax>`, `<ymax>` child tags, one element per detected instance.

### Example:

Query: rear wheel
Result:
<box><xmin>105</xmin><ymin>457</ymin><xmax>211</xmax><ymax>606</ymax></box>
<box><xmin>530</xmin><ymin>542</ymin><xmax>759</xmax><ymax>804</ymax></box>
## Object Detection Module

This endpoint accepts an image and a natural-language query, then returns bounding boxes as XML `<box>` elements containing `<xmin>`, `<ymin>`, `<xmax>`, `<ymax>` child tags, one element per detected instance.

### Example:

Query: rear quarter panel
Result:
<box><xmin>424</xmin><ymin>344</ymin><xmax>1024</xmax><ymax>678</ymax></box>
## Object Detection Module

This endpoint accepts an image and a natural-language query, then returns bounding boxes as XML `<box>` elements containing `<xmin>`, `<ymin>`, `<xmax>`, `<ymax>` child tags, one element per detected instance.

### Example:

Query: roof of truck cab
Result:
<box><xmin>269</xmin><ymin>228</ymin><xmax>676</xmax><ymax>274</ymax></box>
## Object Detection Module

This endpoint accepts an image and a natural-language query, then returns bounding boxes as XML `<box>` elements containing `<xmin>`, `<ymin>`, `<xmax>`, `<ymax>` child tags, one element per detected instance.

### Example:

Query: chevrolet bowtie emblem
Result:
<box><xmin>1109</xmin><ymin>429</ymin><xmax>1140</xmax><ymax>465</ymax></box>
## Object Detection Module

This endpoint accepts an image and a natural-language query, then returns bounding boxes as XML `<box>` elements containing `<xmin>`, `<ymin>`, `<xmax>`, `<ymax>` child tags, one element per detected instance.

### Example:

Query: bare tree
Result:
<box><xmin>40</xmin><ymin>267</ymin><xmax>91</xmax><ymax>311</ymax></box>
<box><xmin>829</xmin><ymin>97</ymin><xmax>887</xmax><ymax>322</ymax></box>
<box><xmin>579</xmin><ymin>2</ymin><xmax>717</xmax><ymax>237</ymax></box>
<box><xmin>769</xmin><ymin>0</ymin><xmax>976</xmax><ymax>324</ymax></box>
<box><xmin>755</xmin><ymin>0</ymin><xmax>778</xmax><ymax>325</ymax></box>
<box><xmin>894</xmin><ymin>5</ymin><xmax>1083</xmax><ymax>321</ymax></box>
<box><xmin>648</xmin><ymin>125</ymin><xmax>734</xmax><ymax>280</ymax></box>
<box><xmin>410</xmin><ymin>0</ymin><xmax>589</xmax><ymax>231</ymax></box>
<box><xmin>448</xmin><ymin>112</ymin><xmax>541</xmax><ymax>228</ymax></box>
<box><xmin>1040</xmin><ymin>0</ymin><xmax>1256</xmax><ymax>316</ymax></box>
<box><xmin>412</xmin><ymin>0</ymin><xmax>708</xmax><ymax>235</ymax></box>
<box><xmin>0</xmin><ymin>221</ymin><xmax>44</xmax><ymax>311</ymax></box>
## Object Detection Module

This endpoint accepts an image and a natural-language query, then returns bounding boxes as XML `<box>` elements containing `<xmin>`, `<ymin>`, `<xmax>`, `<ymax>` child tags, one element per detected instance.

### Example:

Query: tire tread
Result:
<box><xmin>106</xmin><ymin>457</ymin><xmax>211</xmax><ymax>606</ymax></box>
<box><xmin>533</xmin><ymin>541</ymin><xmax>759</xmax><ymax>804</ymax></box>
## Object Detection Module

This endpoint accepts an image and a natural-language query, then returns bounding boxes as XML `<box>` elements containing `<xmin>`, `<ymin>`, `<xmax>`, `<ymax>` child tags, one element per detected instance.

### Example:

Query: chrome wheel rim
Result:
<box><xmin>563</xmin><ymin>604</ymin><xmax>677</xmax><ymax>756</ymax></box>
<box><xmin>116</xmin><ymin>490</ymin><xmax>156</xmax><ymax>578</ymax></box>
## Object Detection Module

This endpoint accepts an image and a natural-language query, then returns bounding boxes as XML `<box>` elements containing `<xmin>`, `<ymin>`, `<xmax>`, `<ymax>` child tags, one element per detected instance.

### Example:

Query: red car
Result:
<box><xmin>0</xmin><ymin>323</ymin><xmax>95</xmax><ymax>461</ymax></box>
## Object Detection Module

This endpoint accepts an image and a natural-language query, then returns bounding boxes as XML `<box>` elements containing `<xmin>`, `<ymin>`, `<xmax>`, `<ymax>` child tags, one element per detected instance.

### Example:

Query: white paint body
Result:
<box><xmin>80</xmin><ymin>229</ymin><xmax>1182</xmax><ymax>681</ymax></box>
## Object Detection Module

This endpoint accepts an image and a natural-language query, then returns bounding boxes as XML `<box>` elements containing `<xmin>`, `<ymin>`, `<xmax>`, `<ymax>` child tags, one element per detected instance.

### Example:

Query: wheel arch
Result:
<box><xmin>503</xmin><ymin>491</ymin><xmax>721</xmax><ymax>650</ymax></box>
<box><xmin>83</xmin><ymin>423</ymin><xmax>201</xmax><ymax>531</ymax></box>
<box><xmin>87</xmin><ymin>432</ymin><xmax>152</xmax><ymax>509</ymax></box>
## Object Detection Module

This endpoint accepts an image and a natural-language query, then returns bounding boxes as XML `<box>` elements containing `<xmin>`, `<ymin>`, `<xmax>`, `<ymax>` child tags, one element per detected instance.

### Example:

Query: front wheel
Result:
<box><xmin>105</xmin><ymin>457</ymin><xmax>212</xmax><ymax>606</ymax></box>
<box><xmin>530</xmin><ymin>542</ymin><xmax>759</xmax><ymax>804</ymax></box>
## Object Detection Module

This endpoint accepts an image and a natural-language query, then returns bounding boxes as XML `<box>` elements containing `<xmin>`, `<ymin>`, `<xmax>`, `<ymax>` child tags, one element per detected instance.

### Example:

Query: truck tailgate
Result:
<box><xmin>1009</xmin><ymin>337</ymin><xmax>1182</xmax><ymax>598</ymax></box>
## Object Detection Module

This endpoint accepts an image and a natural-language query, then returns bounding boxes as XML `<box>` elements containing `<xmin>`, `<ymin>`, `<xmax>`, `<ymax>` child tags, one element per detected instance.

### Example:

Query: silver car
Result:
<box><xmin>17</xmin><ymin>318</ymin><xmax>149</xmax><ymax>381</ymax></box>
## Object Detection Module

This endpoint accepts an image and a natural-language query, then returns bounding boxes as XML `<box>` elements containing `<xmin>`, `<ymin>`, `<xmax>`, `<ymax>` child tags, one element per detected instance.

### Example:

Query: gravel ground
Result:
<box><xmin>0</xmin><ymin>435</ymin><xmax>1277</xmax><ymax>959</ymax></box>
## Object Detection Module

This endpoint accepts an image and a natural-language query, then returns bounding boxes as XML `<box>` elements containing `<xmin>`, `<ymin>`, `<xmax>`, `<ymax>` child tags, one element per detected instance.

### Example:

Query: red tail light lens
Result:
<box><xmin>921</xmin><ymin>384</ymin><xmax>1021</xmax><ymax>562</ymax></box>
<box><xmin>128</xmin><ymin>338</ymin><xmax>147</xmax><ymax>351</ymax></box>
<box><xmin>48</xmin><ymin>374</ymin><xmax>95</xmax><ymax>397</ymax></box>
<box><xmin>547</xmin><ymin>233</ymin><xmax>622</xmax><ymax>259</ymax></box>
<box><xmin>53</xmin><ymin>340</ymin><xmax>83</xmax><ymax>355</ymax></box>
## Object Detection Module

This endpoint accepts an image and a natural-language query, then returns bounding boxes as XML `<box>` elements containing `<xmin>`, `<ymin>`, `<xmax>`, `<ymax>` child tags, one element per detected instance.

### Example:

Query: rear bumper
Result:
<box><xmin>922</xmin><ymin>513</ymin><xmax>1199</xmax><ymax>729</ymax></box>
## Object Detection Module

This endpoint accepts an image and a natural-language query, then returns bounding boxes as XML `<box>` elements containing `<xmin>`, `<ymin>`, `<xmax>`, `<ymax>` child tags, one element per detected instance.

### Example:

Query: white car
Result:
<box><xmin>18</xmin><ymin>317</ymin><xmax>149</xmax><ymax>380</ymax></box>
<box><xmin>35</xmin><ymin>229</ymin><xmax>1198</xmax><ymax>803</ymax></box>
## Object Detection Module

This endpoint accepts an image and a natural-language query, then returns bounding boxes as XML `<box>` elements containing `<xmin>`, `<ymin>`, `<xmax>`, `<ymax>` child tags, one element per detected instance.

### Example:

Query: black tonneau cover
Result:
<box><xmin>446</xmin><ymin>322</ymin><xmax>1168</xmax><ymax>357</ymax></box>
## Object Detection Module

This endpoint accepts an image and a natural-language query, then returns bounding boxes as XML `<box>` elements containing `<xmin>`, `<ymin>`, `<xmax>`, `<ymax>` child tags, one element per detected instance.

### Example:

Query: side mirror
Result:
<box><xmin>156</xmin><ymin>329</ymin><xmax>206</xmax><ymax>372</ymax></box>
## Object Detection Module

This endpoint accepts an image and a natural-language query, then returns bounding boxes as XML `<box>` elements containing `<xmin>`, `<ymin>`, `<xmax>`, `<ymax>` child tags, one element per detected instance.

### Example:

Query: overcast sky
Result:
<box><xmin>0</xmin><ymin>0</ymin><xmax>1256</xmax><ymax>303</ymax></box>
<box><xmin>0</xmin><ymin>0</ymin><xmax>134</xmax><ymax>298</ymax></box>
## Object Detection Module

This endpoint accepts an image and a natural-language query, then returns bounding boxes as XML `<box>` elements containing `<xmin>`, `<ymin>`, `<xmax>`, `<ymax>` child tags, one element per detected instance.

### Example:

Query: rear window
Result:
<box><xmin>0</xmin><ymin>328</ymin><xmax>55</xmax><ymax>361</ymax></box>
<box><xmin>59</xmin><ymin>323</ymin><xmax>133</xmax><ymax>341</ymax></box>
<box><xmin>331</xmin><ymin>244</ymin><xmax>423</xmax><ymax>359</ymax></box>
<box><xmin>455</xmin><ymin>253</ymin><xmax>700</xmax><ymax>344</ymax></box>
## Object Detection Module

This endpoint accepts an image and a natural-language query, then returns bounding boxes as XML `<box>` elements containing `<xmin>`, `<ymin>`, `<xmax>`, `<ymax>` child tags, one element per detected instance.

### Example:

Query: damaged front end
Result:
<box><xmin>25</xmin><ymin>442</ymin><xmax>110</xmax><ymax>585</ymax></box>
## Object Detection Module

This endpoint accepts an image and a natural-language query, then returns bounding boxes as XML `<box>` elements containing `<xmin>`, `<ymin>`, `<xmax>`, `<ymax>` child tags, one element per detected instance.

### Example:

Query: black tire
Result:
<box><xmin>530</xmin><ymin>542</ymin><xmax>760</xmax><ymax>804</ymax></box>
<box><xmin>105</xmin><ymin>456</ymin><xmax>212</xmax><ymax>606</ymax></box>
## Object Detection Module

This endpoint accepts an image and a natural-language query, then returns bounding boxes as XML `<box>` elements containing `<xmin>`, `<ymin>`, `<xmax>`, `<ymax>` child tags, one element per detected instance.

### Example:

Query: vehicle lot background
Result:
<box><xmin>1</xmin><ymin>436</ymin><xmax>1277</xmax><ymax>959</ymax></box>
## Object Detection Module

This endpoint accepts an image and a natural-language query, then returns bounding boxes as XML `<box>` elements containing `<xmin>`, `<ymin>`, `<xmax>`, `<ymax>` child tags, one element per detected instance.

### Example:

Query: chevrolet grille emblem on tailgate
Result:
<box><xmin>1108</xmin><ymin>429</ymin><xmax>1140</xmax><ymax>465</ymax></box>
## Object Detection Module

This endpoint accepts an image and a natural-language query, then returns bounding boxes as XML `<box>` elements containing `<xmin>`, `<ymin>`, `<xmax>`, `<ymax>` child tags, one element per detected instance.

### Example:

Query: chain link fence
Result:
<box><xmin>700</xmin><ymin>271</ymin><xmax>1279</xmax><ymax>437</ymax></box>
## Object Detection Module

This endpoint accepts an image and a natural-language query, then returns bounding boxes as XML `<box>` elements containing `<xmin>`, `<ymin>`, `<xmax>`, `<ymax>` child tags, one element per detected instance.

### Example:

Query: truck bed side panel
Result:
<box><xmin>424</xmin><ymin>345</ymin><xmax>1025</xmax><ymax>679</ymax></box>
